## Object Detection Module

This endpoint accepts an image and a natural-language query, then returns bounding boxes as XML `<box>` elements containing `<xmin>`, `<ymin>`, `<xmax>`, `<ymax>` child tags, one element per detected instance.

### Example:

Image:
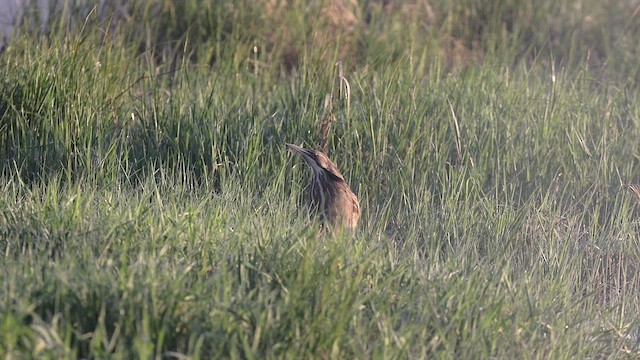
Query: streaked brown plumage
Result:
<box><xmin>286</xmin><ymin>143</ymin><xmax>360</xmax><ymax>230</ymax></box>
<box><xmin>629</xmin><ymin>185</ymin><xmax>640</xmax><ymax>205</ymax></box>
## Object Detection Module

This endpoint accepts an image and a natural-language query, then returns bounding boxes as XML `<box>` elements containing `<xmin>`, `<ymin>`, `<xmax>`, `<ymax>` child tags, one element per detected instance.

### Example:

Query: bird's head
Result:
<box><xmin>285</xmin><ymin>143</ymin><xmax>344</xmax><ymax>182</ymax></box>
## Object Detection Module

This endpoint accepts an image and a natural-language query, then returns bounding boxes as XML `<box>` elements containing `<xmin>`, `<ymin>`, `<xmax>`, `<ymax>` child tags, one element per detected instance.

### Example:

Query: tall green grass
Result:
<box><xmin>1</xmin><ymin>0</ymin><xmax>640</xmax><ymax>358</ymax></box>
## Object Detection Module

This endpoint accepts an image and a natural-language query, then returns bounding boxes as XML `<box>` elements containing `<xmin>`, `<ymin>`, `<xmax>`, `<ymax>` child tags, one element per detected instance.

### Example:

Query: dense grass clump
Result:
<box><xmin>1</xmin><ymin>0</ymin><xmax>640</xmax><ymax>358</ymax></box>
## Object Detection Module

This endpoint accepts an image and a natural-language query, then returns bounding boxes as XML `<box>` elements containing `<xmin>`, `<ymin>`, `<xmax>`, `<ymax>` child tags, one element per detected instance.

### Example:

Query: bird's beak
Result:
<box><xmin>285</xmin><ymin>143</ymin><xmax>315</xmax><ymax>166</ymax></box>
<box><xmin>285</xmin><ymin>143</ymin><xmax>304</xmax><ymax>153</ymax></box>
<box><xmin>286</xmin><ymin>143</ymin><xmax>310</xmax><ymax>157</ymax></box>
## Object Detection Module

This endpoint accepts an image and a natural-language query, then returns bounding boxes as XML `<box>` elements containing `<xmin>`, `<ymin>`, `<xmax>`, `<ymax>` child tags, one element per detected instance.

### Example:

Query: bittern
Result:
<box><xmin>286</xmin><ymin>143</ymin><xmax>360</xmax><ymax>230</ymax></box>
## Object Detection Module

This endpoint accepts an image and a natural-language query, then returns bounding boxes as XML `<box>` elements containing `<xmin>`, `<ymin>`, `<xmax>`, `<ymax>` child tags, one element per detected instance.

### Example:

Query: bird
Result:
<box><xmin>285</xmin><ymin>143</ymin><xmax>360</xmax><ymax>231</ymax></box>
<box><xmin>629</xmin><ymin>185</ymin><xmax>640</xmax><ymax>205</ymax></box>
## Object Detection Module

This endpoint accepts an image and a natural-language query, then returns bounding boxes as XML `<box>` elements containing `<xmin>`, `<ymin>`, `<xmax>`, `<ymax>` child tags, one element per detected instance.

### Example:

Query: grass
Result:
<box><xmin>1</xmin><ymin>0</ymin><xmax>640</xmax><ymax>358</ymax></box>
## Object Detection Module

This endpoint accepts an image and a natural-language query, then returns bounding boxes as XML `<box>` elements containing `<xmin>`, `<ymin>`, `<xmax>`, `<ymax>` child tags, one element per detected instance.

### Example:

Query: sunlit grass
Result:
<box><xmin>1</xmin><ymin>0</ymin><xmax>640</xmax><ymax>358</ymax></box>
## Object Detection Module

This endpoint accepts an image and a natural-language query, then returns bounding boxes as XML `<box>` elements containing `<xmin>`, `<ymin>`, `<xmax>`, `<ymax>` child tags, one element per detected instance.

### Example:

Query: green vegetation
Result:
<box><xmin>2</xmin><ymin>0</ymin><xmax>640</xmax><ymax>358</ymax></box>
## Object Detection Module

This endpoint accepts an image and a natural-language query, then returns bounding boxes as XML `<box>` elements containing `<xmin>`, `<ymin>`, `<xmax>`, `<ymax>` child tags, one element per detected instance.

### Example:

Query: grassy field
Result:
<box><xmin>2</xmin><ymin>0</ymin><xmax>640</xmax><ymax>358</ymax></box>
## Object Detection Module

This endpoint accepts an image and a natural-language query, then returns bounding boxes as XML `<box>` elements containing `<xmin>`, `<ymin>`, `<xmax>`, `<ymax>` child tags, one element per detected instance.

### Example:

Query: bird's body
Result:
<box><xmin>286</xmin><ymin>143</ymin><xmax>360</xmax><ymax>230</ymax></box>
